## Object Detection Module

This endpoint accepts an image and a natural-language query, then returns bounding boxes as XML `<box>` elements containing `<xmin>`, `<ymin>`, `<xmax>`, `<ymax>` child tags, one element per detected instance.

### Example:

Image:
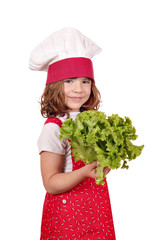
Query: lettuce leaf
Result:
<box><xmin>60</xmin><ymin>110</ymin><xmax>144</xmax><ymax>185</ymax></box>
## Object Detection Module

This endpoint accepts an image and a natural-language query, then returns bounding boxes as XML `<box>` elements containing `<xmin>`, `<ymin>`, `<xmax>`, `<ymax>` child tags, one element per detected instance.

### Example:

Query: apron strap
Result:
<box><xmin>44</xmin><ymin>117</ymin><xmax>62</xmax><ymax>128</ymax></box>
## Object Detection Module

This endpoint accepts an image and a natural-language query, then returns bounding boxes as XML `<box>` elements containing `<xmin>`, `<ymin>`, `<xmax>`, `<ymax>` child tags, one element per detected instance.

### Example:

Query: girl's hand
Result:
<box><xmin>82</xmin><ymin>161</ymin><xmax>99</xmax><ymax>179</ymax></box>
<box><xmin>103</xmin><ymin>166</ymin><xmax>111</xmax><ymax>175</ymax></box>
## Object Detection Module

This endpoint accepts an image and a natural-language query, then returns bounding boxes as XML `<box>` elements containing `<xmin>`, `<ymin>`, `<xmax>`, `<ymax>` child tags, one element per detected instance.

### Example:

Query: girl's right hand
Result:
<box><xmin>82</xmin><ymin>161</ymin><xmax>99</xmax><ymax>179</ymax></box>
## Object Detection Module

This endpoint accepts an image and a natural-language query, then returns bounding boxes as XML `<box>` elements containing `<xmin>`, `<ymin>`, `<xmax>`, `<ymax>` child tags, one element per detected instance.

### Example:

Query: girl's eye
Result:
<box><xmin>64</xmin><ymin>79</ymin><xmax>72</xmax><ymax>83</ymax></box>
<box><xmin>83</xmin><ymin>80</ymin><xmax>90</xmax><ymax>84</ymax></box>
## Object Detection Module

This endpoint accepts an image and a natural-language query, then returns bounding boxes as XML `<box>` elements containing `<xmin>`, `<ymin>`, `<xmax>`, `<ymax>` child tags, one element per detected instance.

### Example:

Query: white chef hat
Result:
<box><xmin>29</xmin><ymin>28</ymin><xmax>101</xmax><ymax>84</ymax></box>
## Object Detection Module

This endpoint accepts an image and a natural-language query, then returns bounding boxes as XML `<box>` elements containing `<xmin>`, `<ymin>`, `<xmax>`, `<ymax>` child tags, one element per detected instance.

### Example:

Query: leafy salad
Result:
<box><xmin>60</xmin><ymin>110</ymin><xmax>144</xmax><ymax>185</ymax></box>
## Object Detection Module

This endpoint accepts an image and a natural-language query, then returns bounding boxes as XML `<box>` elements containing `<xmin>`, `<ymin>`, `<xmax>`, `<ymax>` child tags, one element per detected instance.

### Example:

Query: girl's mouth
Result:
<box><xmin>69</xmin><ymin>97</ymin><xmax>83</xmax><ymax>101</ymax></box>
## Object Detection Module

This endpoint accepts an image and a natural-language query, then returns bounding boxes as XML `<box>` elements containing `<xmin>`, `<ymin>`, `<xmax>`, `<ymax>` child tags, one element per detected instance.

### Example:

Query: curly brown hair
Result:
<box><xmin>40</xmin><ymin>79</ymin><xmax>101</xmax><ymax>118</ymax></box>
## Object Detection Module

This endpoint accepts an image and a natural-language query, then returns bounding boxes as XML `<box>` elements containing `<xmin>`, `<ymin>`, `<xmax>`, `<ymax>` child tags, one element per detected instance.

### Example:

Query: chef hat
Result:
<box><xmin>29</xmin><ymin>28</ymin><xmax>101</xmax><ymax>85</ymax></box>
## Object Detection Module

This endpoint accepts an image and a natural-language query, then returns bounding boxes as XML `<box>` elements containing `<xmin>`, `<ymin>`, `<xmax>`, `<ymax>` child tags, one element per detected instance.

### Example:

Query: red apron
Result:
<box><xmin>40</xmin><ymin>118</ymin><xmax>116</xmax><ymax>240</ymax></box>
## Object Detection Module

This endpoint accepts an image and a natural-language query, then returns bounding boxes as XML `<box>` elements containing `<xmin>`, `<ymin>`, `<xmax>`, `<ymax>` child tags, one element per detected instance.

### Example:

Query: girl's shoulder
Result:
<box><xmin>38</xmin><ymin>117</ymin><xmax>67</xmax><ymax>155</ymax></box>
<box><xmin>44</xmin><ymin>112</ymin><xmax>79</xmax><ymax>126</ymax></box>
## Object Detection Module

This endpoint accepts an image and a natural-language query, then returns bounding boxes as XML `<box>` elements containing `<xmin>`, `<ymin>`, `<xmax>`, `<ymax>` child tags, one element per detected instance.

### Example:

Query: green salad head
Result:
<box><xmin>60</xmin><ymin>110</ymin><xmax>144</xmax><ymax>185</ymax></box>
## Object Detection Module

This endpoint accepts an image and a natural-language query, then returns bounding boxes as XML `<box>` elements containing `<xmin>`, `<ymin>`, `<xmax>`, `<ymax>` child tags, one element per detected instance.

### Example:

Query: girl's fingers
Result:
<box><xmin>90</xmin><ymin>161</ymin><xmax>99</xmax><ymax>172</ymax></box>
<box><xmin>84</xmin><ymin>161</ymin><xmax>99</xmax><ymax>178</ymax></box>
<box><xmin>103</xmin><ymin>166</ymin><xmax>111</xmax><ymax>175</ymax></box>
<box><xmin>91</xmin><ymin>161</ymin><xmax>99</xmax><ymax>167</ymax></box>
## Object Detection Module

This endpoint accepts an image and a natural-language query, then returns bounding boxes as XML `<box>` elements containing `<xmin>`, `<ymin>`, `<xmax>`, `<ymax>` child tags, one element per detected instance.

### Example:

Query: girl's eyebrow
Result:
<box><xmin>81</xmin><ymin>78</ymin><xmax>91</xmax><ymax>81</ymax></box>
<box><xmin>65</xmin><ymin>77</ymin><xmax>91</xmax><ymax>81</ymax></box>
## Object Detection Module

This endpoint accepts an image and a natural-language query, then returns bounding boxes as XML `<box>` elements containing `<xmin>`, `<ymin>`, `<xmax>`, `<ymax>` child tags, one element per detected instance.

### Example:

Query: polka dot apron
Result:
<box><xmin>40</xmin><ymin>118</ymin><xmax>116</xmax><ymax>240</ymax></box>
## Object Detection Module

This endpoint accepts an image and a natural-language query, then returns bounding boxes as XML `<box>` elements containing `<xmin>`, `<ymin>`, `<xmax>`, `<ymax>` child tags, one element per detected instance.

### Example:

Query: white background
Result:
<box><xmin>0</xmin><ymin>0</ymin><xmax>160</xmax><ymax>239</ymax></box>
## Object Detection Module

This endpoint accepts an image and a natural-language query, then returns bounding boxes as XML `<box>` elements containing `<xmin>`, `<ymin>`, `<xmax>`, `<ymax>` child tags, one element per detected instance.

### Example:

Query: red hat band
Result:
<box><xmin>46</xmin><ymin>57</ymin><xmax>94</xmax><ymax>85</ymax></box>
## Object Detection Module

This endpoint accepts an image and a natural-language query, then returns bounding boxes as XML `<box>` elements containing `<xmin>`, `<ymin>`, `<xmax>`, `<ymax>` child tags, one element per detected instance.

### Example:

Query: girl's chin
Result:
<box><xmin>66</xmin><ymin>103</ymin><xmax>82</xmax><ymax>112</ymax></box>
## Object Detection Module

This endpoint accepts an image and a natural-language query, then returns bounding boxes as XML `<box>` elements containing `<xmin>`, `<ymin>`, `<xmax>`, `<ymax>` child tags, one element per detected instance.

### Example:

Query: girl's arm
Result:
<box><xmin>40</xmin><ymin>151</ymin><xmax>99</xmax><ymax>195</ymax></box>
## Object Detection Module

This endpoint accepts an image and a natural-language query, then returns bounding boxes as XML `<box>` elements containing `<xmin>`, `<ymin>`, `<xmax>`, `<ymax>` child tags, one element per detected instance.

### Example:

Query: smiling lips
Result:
<box><xmin>69</xmin><ymin>97</ymin><xmax>83</xmax><ymax>101</ymax></box>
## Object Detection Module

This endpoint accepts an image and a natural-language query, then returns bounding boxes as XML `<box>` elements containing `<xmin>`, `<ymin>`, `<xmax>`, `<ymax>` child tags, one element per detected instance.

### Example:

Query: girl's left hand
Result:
<box><xmin>103</xmin><ymin>166</ymin><xmax>111</xmax><ymax>175</ymax></box>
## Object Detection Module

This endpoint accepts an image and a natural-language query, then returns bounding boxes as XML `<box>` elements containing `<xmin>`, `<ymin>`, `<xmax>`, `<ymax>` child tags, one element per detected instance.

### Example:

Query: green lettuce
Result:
<box><xmin>60</xmin><ymin>110</ymin><xmax>144</xmax><ymax>185</ymax></box>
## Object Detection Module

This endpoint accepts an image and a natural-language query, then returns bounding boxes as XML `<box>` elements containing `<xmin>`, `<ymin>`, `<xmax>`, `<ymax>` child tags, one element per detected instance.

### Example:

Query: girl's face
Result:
<box><xmin>63</xmin><ymin>77</ymin><xmax>91</xmax><ymax>112</ymax></box>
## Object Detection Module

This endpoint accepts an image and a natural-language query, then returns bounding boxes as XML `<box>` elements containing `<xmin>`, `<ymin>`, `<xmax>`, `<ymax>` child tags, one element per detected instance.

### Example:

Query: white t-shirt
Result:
<box><xmin>37</xmin><ymin>112</ymin><xmax>79</xmax><ymax>173</ymax></box>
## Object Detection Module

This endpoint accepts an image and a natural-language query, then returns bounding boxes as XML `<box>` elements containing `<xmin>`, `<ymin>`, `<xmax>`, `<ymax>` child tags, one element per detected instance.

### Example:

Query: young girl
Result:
<box><xmin>30</xmin><ymin>28</ymin><xmax>116</xmax><ymax>240</ymax></box>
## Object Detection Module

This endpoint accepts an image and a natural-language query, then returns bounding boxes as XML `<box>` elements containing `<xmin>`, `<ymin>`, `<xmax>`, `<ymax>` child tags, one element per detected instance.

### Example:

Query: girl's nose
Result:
<box><xmin>73</xmin><ymin>81</ymin><xmax>83</xmax><ymax>92</ymax></box>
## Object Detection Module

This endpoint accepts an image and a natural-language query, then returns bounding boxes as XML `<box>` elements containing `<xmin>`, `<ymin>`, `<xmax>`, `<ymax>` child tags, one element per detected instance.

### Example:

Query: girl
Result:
<box><xmin>30</xmin><ymin>28</ymin><xmax>116</xmax><ymax>240</ymax></box>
